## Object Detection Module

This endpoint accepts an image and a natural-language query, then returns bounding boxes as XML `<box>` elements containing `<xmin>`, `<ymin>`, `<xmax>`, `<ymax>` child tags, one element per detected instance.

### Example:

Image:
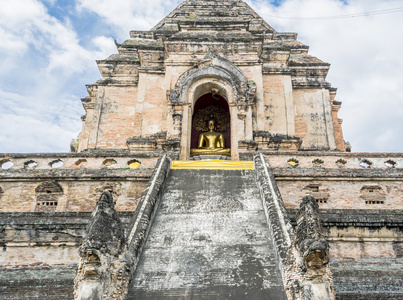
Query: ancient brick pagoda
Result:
<box><xmin>77</xmin><ymin>0</ymin><xmax>344</xmax><ymax>157</ymax></box>
<box><xmin>0</xmin><ymin>1</ymin><xmax>402</xmax><ymax>299</ymax></box>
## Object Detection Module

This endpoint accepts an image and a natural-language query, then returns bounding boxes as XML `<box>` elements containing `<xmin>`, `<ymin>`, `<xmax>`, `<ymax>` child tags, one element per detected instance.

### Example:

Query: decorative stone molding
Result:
<box><xmin>125</xmin><ymin>155</ymin><xmax>170</xmax><ymax>259</ymax></box>
<box><xmin>254</xmin><ymin>154</ymin><xmax>300</xmax><ymax>299</ymax></box>
<box><xmin>360</xmin><ymin>185</ymin><xmax>386</xmax><ymax>205</ymax></box>
<box><xmin>127</xmin><ymin>133</ymin><xmax>180</xmax><ymax>155</ymax></box>
<box><xmin>253</xmin><ymin>131</ymin><xmax>302</xmax><ymax>151</ymax></box>
<box><xmin>160</xmin><ymin>139</ymin><xmax>180</xmax><ymax>151</ymax></box>
<box><xmin>169</xmin><ymin>51</ymin><xmax>256</xmax><ymax>106</ymax></box>
<box><xmin>238</xmin><ymin>140</ymin><xmax>258</xmax><ymax>152</ymax></box>
<box><xmin>35</xmin><ymin>180</ymin><xmax>63</xmax><ymax>211</ymax></box>
<box><xmin>127</xmin><ymin>136</ymin><xmax>157</xmax><ymax>153</ymax></box>
<box><xmin>303</xmin><ymin>184</ymin><xmax>330</xmax><ymax>204</ymax></box>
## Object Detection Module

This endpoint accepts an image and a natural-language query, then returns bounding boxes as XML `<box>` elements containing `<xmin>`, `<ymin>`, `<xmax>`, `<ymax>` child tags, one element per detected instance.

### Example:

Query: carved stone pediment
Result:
<box><xmin>169</xmin><ymin>51</ymin><xmax>256</xmax><ymax>105</ymax></box>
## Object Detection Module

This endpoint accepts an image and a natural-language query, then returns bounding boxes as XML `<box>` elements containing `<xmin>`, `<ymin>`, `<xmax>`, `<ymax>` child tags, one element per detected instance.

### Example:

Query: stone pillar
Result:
<box><xmin>284</xmin><ymin>75</ymin><xmax>296</xmax><ymax>136</ymax></box>
<box><xmin>180</xmin><ymin>104</ymin><xmax>191</xmax><ymax>160</ymax></box>
<box><xmin>230</xmin><ymin>104</ymin><xmax>239</xmax><ymax>160</ymax></box>
<box><xmin>329</xmin><ymin>89</ymin><xmax>346</xmax><ymax>152</ymax></box>
<box><xmin>321</xmin><ymin>89</ymin><xmax>337</xmax><ymax>151</ymax></box>
<box><xmin>87</xmin><ymin>86</ymin><xmax>106</xmax><ymax>149</ymax></box>
<box><xmin>78</xmin><ymin>102</ymin><xmax>94</xmax><ymax>152</ymax></box>
<box><xmin>237</xmin><ymin>110</ymin><xmax>246</xmax><ymax>141</ymax></box>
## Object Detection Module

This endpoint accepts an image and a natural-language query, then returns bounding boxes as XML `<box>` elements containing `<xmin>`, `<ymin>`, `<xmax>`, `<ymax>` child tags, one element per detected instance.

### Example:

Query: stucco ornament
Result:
<box><xmin>169</xmin><ymin>51</ymin><xmax>256</xmax><ymax>105</ymax></box>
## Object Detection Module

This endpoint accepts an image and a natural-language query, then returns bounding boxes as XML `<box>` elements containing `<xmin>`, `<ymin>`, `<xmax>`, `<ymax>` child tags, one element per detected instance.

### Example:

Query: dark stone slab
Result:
<box><xmin>331</xmin><ymin>258</ymin><xmax>403</xmax><ymax>300</ymax></box>
<box><xmin>0</xmin><ymin>265</ymin><xmax>76</xmax><ymax>300</ymax></box>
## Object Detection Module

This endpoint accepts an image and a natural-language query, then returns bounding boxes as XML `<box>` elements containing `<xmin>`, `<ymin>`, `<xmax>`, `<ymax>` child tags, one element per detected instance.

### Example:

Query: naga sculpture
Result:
<box><xmin>74</xmin><ymin>190</ymin><xmax>129</xmax><ymax>300</ymax></box>
<box><xmin>295</xmin><ymin>195</ymin><xmax>329</xmax><ymax>273</ymax></box>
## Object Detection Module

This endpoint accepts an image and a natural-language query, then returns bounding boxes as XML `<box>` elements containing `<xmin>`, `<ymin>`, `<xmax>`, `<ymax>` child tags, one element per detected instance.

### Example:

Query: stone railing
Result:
<box><xmin>263</xmin><ymin>151</ymin><xmax>403</xmax><ymax>170</ymax></box>
<box><xmin>254</xmin><ymin>153</ymin><xmax>335</xmax><ymax>300</ymax></box>
<box><xmin>254</xmin><ymin>153</ymin><xmax>294</xmax><ymax>262</ymax></box>
<box><xmin>2</xmin><ymin>151</ymin><xmax>402</xmax><ymax>172</ymax></box>
<box><xmin>0</xmin><ymin>153</ymin><xmax>159</xmax><ymax>170</ymax></box>
<box><xmin>126</xmin><ymin>155</ymin><xmax>171</xmax><ymax>267</ymax></box>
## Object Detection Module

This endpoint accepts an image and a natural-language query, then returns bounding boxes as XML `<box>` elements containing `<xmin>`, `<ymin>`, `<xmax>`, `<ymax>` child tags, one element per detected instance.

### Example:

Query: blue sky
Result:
<box><xmin>1</xmin><ymin>0</ymin><xmax>403</xmax><ymax>153</ymax></box>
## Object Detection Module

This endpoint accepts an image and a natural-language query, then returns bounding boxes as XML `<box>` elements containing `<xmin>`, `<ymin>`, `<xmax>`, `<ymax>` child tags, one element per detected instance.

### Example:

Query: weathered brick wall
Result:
<box><xmin>0</xmin><ymin>179</ymin><xmax>147</xmax><ymax>213</ymax></box>
<box><xmin>288</xmin><ymin>209</ymin><xmax>403</xmax><ymax>299</ymax></box>
<box><xmin>277</xmin><ymin>179</ymin><xmax>402</xmax><ymax>210</ymax></box>
<box><xmin>261</xmin><ymin>74</ymin><xmax>294</xmax><ymax>135</ymax></box>
<box><xmin>292</xmin><ymin>89</ymin><xmax>336</xmax><ymax>150</ymax></box>
<box><xmin>0</xmin><ymin>265</ymin><xmax>76</xmax><ymax>300</ymax></box>
<box><xmin>0</xmin><ymin>212</ymin><xmax>132</xmax><ymax>300</ymax></box>
<box><xmin>1</xmin><ymin>152</ymin><xmax>402</xmax><ymax>212</ymax></box>
<box><xmin>90</xmin><ymin>85</ymin><xmax>139</xmax><ymax>149</ymax></box>
<box><xmin>0</xmin><ymin>153</ymin><xmax>158</xmax><ymax>213</ymax></box>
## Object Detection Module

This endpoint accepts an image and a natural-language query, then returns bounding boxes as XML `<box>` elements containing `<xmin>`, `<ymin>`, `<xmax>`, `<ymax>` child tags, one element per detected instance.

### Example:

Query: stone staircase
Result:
<box><xmin>127</xmin><ymin>168</ymin><xmax>287</xmax><ymax>299</ymax></box>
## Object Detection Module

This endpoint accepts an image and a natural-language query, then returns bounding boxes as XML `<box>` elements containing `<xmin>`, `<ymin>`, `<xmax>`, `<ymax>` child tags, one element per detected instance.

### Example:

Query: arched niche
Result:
<box><xmin>171</xmin><ymin>52</ymin><xmax>255</xmax><ymax>160</ymax></box>
<box><xmin>191</xmin><ymin>93</ymin><xmax>231</xmax><ymax>150</ymax></box>
<box><xmin>179</xmin><ymin>77</ymin><xmax>239</xmax><ymax>160</ymax></box>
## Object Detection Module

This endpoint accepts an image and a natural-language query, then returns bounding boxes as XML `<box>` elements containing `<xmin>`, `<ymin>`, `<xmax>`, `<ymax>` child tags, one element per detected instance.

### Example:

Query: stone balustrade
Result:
<box><xmin>1</xmin><ymin>151</ymin><xmax>402</xmax><ymax>171</ymax></box>
<box><xmin>0</xmin><ymin>153</ymin><xmax>159</xmax><ymax>171</ymax></box>
<box><xmin>262</xmin><ymin>152</ymin><xmax>403</xmax><ymax>170</ymax></box>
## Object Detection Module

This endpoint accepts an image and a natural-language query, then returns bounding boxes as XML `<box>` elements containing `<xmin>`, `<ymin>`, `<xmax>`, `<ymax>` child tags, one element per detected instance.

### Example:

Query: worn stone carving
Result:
<box><xmin>253</xmin><ymin>131</ymin><xmax>302</xmax><ymax>151</ymax></box>
<box><xmin>169</xmin><ymin>52</ymin><xmax>256</xmax><ymax>106</ymax></box>
<box><xmin>74</xmin><ymin>156</ymin><xmax>171</xmax><ymax>300</ymax></box>
<box><xmin>245</xmin><ymin>80</ymin><xmax>257</xmax><ymax>103</ymax></box>
<box><xmin>74</xmin><ymin>190</ymin><xmax>129</xmax><ymax>300</ymax></box>
<box><xmin>169</xmin><ymin>89</ymin><xmax>179</xmax><ymax>103</ymax></box>
<box><xmin>127</xmin><ymin>132</ymin><xmax>173</xmax><ymax>153</ymax></box>
<box><xmin>295</xmin><ymin>195</ymin><xmax>329</xmax><ymax>273</ymax></box>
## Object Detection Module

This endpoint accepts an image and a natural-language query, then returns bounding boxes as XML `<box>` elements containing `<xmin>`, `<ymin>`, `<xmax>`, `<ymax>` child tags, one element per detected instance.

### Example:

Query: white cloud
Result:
<box><xmin>0</xmin><ymin>0</ymin><xmax>114</xmax><ymax>153</ymax></box>
<box><xmin>91</xmin><ymin>36</ymin><xmax>117</xmax><ymax>59</ymax></box>
<box><xmin>248</xmin><ymin>0</ymin><xmax>403</xmax><ymax>152</ymax></box>
<box><xmin>76</xmin><ymin>0</ymin><xmax>182</xmax><ymax>39</ymax></box>
<box><xmin>0</xmin><ymin>113</ymin><xmax>80</xmax><ymax>153</ymax></box>
<box><xmin>1</xmin><ymin>0</ymin><xmax>402</xmax><ymax>153</ymax></box>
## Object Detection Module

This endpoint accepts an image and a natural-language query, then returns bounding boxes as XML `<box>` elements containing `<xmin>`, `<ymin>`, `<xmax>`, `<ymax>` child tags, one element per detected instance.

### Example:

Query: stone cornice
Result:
<box><xmin>272</xmin><ymin>168</ymin><xmax>403</xmax><ymax>179</ymax></box>
<box><xmin>287</xmin><ymin>208</ymin><xmax>403</xmax><ymax>228</ymax></box>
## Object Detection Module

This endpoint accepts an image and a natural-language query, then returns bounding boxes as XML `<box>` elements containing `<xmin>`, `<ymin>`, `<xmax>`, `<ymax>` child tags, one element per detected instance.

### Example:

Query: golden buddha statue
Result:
<box><xmin>190</xmin><ymin>117</ymin><xmax>231</xmax><ymax>157</ymax></box>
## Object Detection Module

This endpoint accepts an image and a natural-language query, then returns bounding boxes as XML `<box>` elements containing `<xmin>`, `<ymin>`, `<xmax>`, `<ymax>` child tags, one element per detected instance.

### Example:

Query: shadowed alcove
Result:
<box><xmin>191</xmin><ymin>93</ymin><xmax>231</xmax><ymax>150</ymax></box>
